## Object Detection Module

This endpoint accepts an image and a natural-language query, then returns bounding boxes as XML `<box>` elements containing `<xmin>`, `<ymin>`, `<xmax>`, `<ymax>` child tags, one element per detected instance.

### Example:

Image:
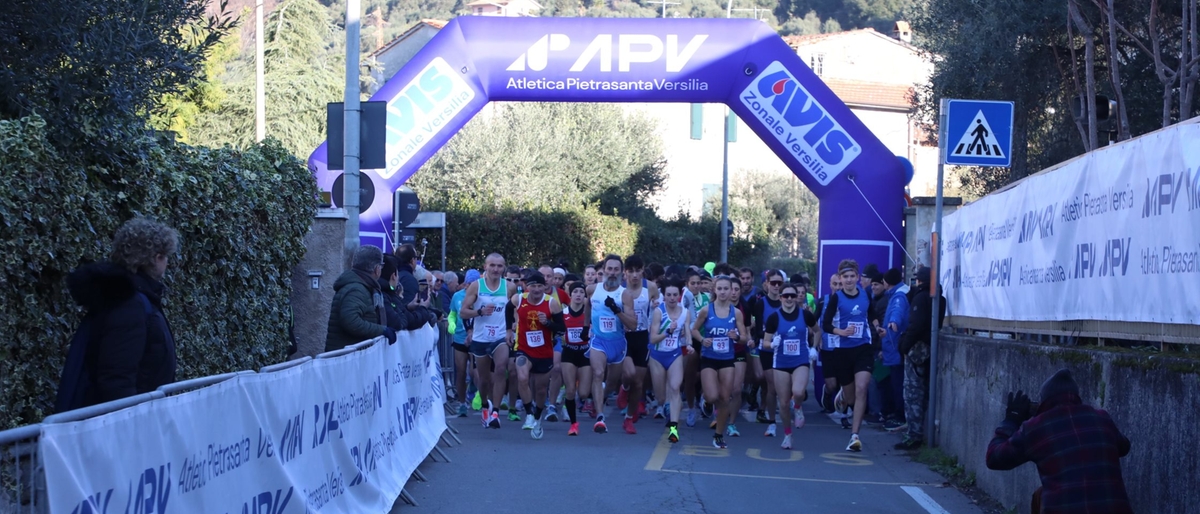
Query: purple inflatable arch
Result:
<box><xmin>308</xmin><ymin>17</ymin><xmax>905</xmax><ymax>295</ymax></box>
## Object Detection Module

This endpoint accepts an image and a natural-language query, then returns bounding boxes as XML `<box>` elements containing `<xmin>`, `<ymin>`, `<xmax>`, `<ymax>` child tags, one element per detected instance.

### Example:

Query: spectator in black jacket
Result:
<box><xmin>895</xmin><ymin>266</ymin><xmax>946</xmax><ymax>450</ymax></box>
<box><xmin>59</xmin><ymin>218</ymin><xmax>179</xmax><ymax>411</ymax></box>
<box><xmin>394</xmin><ymin>243</ymin><xmax>420</xmax><ymax>307</ymax></box>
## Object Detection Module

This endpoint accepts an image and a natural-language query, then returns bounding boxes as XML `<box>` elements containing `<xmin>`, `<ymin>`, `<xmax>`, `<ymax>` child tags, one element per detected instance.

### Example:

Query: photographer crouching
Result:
<box><xmin>985</xmin><ymin>368</ymin><xmax>1133</xmax><ymax>514</ymax></box>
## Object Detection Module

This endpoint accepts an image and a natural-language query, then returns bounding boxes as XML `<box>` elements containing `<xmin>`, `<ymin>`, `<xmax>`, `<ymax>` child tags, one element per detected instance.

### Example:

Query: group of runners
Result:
<box><xmin>447</xmin><ymin>252</ymin><xmax>882</xmax><ymax>453</ymax></box>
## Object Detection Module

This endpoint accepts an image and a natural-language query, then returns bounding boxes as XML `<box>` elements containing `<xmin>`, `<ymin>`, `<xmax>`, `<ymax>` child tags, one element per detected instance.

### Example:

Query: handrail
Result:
<box><xmin>316</xmin><ymin>347</ymin><xmax>358</xmax><ymax>359</ymax></box>
<box><xmin>259</xmin><ymin>356</ymin><xmax>312</xmax><ymax>373</ymax></box>
<box><xmin>156</xmin><ymin>371</ymin><xmax>246</xmax><ymax>395</ymax></box>
<box><xmin>0</xmin><ymin>424</ymin><xmax>41</xmax><ymax>446</ymax></box>
<box><xmin>347</xmin><ymin>337</ymin><xmax>382</xmax><ymax>351</ymax></box>
<box><xmin>43</xmin><ymin>391</ymin><xmax>165</xmax><ymax>424</ymax></box>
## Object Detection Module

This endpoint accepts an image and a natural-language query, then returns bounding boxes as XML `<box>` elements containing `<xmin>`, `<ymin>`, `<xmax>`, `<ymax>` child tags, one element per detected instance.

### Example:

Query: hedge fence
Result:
<box><xmin>0</xmin><ymin>116</ymin><xmax>318</xmax><ymax>428</ymax></box>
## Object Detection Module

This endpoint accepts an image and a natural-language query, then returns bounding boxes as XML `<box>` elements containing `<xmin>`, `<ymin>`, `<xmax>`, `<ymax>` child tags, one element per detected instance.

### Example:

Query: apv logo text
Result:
<box><xmin>740</xmin><ymin>61</ymin><xmax>860</xmax><ymax>186</ymax></box>
<box><xmin>507</xmin><ymin>34</ymin><xmax>708</xmax><ymax>73</ymax></box>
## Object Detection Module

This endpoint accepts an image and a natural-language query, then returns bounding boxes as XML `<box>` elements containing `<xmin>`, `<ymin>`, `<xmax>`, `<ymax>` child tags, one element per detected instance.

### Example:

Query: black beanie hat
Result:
<box><xmin>884</xmin><ymin>267</ymin><xmax>903</xmax><ymax>286</ymax></box>
<box><xmin>1039</xmin><ymin>368</ymin><xmax>1080</xmax><ymax>401</ymax></box>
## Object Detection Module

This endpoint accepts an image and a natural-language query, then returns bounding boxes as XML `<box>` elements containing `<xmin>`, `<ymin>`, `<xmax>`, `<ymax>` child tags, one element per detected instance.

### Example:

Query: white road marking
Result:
<box><xmin>902</xmin><ymin>486</ymin><xmax>952</xmax><ymax>514</ymax></box>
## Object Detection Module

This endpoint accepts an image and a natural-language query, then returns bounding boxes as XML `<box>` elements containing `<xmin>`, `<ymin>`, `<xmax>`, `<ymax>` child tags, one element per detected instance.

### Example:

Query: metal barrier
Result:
<box><xmin>259</xmin><ymin>356</ymin><xmax>312</xmax><ymax>373</ymax></box>
<box><xmin>0</xmin><ymin>331</ymin><xmax>462</xmax><ymax>513</ymax></box>
<box><xmin>0</xmin><ymin>424</ymin><xmax>43</xmax><ymax>514</ymax></box>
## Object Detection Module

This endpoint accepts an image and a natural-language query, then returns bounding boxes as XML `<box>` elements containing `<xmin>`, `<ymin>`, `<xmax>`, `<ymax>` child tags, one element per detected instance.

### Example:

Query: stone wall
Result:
<box><xmin>288</xmin><ymin>208</ymin><xmax>348</xmax><ymax>359</ymax></box>
<box><xmin>933</xmin><ymin>333</ymin><xmax>1200</xmax><ymax>514</ymax></box>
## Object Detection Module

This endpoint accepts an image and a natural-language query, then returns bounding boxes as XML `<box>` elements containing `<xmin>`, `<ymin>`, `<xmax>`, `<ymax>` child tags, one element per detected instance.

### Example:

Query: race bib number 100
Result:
<box><xmin>783</xmin><ymin>339</ymin><xmax>802</xmax><ymax>356</ymax></box>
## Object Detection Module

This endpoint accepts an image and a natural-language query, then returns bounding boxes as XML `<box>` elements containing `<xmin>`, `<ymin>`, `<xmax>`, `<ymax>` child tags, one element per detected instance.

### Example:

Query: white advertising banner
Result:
<box><xmin>39</xmin><ymin>327</ymin><xmax>446</xmax><ymax>514</ymax></box>
<box><xmin>940</xmin><ymin>120</ymin><xmax>1200</xmax><ymax>324</ymax></box>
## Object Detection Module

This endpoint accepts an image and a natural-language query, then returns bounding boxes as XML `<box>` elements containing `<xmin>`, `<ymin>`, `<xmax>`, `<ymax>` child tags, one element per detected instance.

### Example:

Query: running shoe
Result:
<box><xmin>582</xmin><ymin>399</ymin><xmax>595</xmax><ymax>418</ymax></box>
<box><xmin>894</xmin><ymin>437</ymin><xmax>923</xmax><ymax>450</ymax></box>
<box><xmin>701</xmin><ymin>401</ymin><xmax>714</xmax><ymax>419</ymax></box>
<box><xmin>617</xmin><ymin>386</ymin><xmax>629</xmax><ymax>410</ymax></box>
<box><xmin>509</xmin><ymin>410</ymin><xmax>521</xmax><ymax>422</ymax></box>
<box><xmin>556</xmin><ymin>386</ymin><xmax>567</xmax><ymax>405</ymax></box>
<box><xmin>472</xmin><ymin>391</ymin><xmax>482</xmax><ymax>411</ymax></box>
<box><xmin>514</xmin><ymin>399</ymin><xmax>524</xmax><ymax>413</ymax></box>
<box><xmin>668</xmin><ymin>426</ymin><xmax>679</xmax><ymax>443</ymax></box>
<box><xmin>726</xmin><ymin>424</ymin><xmax>741</xmax><ymax>437</ymax></box>
<box><xmin>638</xmin><ymin>401</ymin><xmax>647</xmax><ymax>418</ymax></box>
<box><xmin>653</xmin><ymin>405</ymin><xmax>665</xmax><ymax>419</ymax></box>
<box><xmin>500</xmin><ymin>395</ymin><xmax>510</xmax><ymax>411</ymax></box>
<box><xmin>523</xmin><ymin>414</ymin><xmax>536</xmax><ymax>430</ymax></box>
<box><xmin>756</xmin><ymin>410</ymin><xmax>770</xmax><ymax>424</ymax></box>
<box><xmin>481</xmin><ymin>407</ymin><xmax>491</xmax><ymax>427</ymax></box>
<box><xmin>764</xmin><ymin>423</ymin><xmax>776</xmax><ymax>437</ymax></box>
<box><xmin>712</xmin><ymin>436</ymin><xmax>728</xmax><ymax>449</ymax></box>
<box><xmin>885</xmin><ymin>419</ymin><xmax>908</xmax><ymax>432</ymax></box>
<box><xmin>686</xmin><ymin>408</ymin><xmax>697</xmax><ymax>427</ymax></box>
<box><xmin>624</xmin><ymin>417</ymin><xmax>637</xmax><ymax>434</ymax></box>
<box><xmin>487</xmin><ymin>411</ymin><xmax>501</xmax><ymax>429</ymax></box>
<box><xmin>840</xmin><ymin>417</ymin><xmax>852</xmax><ymax>429</ymax></box>
<box><xmin>794</xmin><ymin>408</ymin><xmax>806</xmax><ymax>429</ymax></box>
<box><xmin>545</xmin><ymin>405</ymin><xmax>559</xmax><ymax>422</ymax></box>
<box><xmin>531</xmin><ymin>421</ymin><xmax>544</xmax><ymax>440</ymax></box>
<box><xmin>594</xmin><ymin>418</ymin><xmax>608</xmax><ymax>434</ymax></box>
<box><xmin>781</xmin><ymin>434</ymin><xmax>793</xmax><ymax>450</ymax></box>
<box><xmin>847</xmin><ymin>433</ymin><xmax>862</xmax><ymax>452</ymax></box>
<box><xmin>568</xmin><ymin>422</ymin><xmax>580</xmax><ymax>436</ymax></box>
<box><xmin>457</xmin><ymin>403</ymin><xmax>469</xmax><ymax>418</ymax></box>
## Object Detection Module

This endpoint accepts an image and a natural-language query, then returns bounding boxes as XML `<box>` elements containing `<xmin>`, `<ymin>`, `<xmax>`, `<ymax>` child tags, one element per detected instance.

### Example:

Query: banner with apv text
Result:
<box><xmin>941</xmin><ymin>119</ymin><xmax>1200</xmax><ymax>324</ymax></box>
<box><xmin>39</xmin><ymin>327</ymin><xmax>446</xmax><ymax>514</ymax></box>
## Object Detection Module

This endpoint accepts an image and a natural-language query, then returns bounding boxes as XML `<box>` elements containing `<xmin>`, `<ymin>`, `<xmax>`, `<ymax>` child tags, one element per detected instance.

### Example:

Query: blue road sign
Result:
<box><xmin>944</xmin><ymin>99</ymin><xmax>1013</xmax><ymax>167</ymax></box>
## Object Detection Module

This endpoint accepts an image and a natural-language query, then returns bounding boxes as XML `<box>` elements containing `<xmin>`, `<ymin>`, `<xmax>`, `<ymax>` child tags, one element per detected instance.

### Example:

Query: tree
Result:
<box><xmin>0</xmin><ymin>0</ymin><xmax>234</xmax><ymax>157</ymax></box>
<box><xmin>192</xmin><ymin>0</ymin><xmax>345</xmax><ymax>157</ymax></box>
<box><xmin>410</xmin><ymin>102</ymin><xmax>665</xmax><ymax>210</ymax></box>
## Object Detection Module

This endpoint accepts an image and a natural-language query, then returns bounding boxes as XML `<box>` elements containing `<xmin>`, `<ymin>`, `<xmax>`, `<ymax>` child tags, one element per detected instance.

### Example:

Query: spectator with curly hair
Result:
<box><xmin>57</xmin><ymin>217</ymin><xmax>180</xmax><ymax>411</ymax></box>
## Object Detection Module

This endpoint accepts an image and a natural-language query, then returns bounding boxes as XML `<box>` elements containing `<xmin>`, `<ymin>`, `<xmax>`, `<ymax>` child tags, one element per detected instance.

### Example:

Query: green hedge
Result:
<box><xmin>0</xmin><ymin>116</ymin><xmax>318</xmax><ymax>428</ymax></box>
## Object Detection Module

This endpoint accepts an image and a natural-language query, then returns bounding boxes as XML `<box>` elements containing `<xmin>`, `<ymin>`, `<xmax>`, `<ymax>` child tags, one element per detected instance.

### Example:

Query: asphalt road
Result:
<box><xmin>395</xmin><ymin>401</ymin><xmax>984</xmax><ymax>514</ymax></box>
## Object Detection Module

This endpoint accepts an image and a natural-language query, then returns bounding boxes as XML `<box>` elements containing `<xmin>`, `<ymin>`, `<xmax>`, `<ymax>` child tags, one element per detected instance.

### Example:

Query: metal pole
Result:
<box><xmin>254</xmin><ymin>0</ymin><xmax>265</xmax><ymax>142</ymax></box>
<box><xmin>720</xmin><ymin>108</ymin><xmax>730</xmax><ymax>263</ymax></box>
<box><xmin>343</xmin><ymin>0</ymin><xmax>362</xmax><ymax>256</ymax></box>
<box><xmin>927</xmin><ymin>98</ymin><xmax>949</xmax><ymax>448</ymax></box>
<box><xmin>441</xmin><ymin>226</ymin><xmax>447</xmax><ymax>272</ymax></box>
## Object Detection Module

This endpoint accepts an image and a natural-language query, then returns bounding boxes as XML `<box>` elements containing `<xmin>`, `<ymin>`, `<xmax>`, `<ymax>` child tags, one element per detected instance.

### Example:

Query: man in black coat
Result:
<box><xmin>58</xmin><ymin>218</ymin><xmax>180</xmax><ymax>412</ymax></box>
<box><xmin>895</xmin><ymin>266</ymin><xmax>946</xmax><ymax>450</ymax></box>
<box><xmin>394</xmin><ymin>243</ymin><xmax>421</xmax><ymax>307</ymax></box>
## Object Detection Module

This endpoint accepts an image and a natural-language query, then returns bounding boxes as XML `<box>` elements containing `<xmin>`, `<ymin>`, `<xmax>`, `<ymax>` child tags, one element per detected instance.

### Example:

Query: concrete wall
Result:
<box><xmin>904</xmin><ymin>196</ymin><xmax>961</xmax><ymax>276</ymax></box>
<box><xmin>289</xmin><ymin>209</ymin><xmax>348</xmax><ymax>359</ymax></box>
<box><xmin>933</xmin><ymin>334</ymin><xmax>1200</xmax><ymax>514</ymax></box>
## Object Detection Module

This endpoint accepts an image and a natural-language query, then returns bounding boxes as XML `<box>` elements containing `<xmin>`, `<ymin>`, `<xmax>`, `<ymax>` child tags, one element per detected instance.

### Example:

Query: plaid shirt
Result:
<box><xmin>986</xmin><ymin>393</ymin><xmax>1132</xmax><ymax>514</ymax></box>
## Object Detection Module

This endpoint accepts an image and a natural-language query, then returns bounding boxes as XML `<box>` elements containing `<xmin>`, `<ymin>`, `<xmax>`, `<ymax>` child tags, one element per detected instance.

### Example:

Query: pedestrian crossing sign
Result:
<box><xmin>943</xmin><ymin>99</ymin><xmax>1013</xmax><ymax>167</ymax></box>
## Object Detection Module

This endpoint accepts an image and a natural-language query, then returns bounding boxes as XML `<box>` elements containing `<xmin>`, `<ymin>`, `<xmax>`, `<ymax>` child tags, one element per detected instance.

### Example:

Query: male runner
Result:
<box><xmin>538</xmin><ymin>264</ymin><xmax>568</xmax><ymax>422</ymax></box>
<box><xmin>822</xmin><ymin>260</ymin><xmax>875</xmax><ymax>452</ymax></box>
<box><xmin>586</xmin><ymin>255</ymin><xmax>638</xmax><ymax>433</ymax></box>
<box><xmin>509</xmin><ymin>271</ymin><xmax>565</xmax><ymax>439</ymax></box>
<box><xmin>752</xmin><ymin>270</ymin><xmax>784</xmax><ymax>435</ymax></box>
<box><xmin>615</xmin><ymin>255</ymin><xmax>659</xmax><ymax>434</ymax></box>
<box><xmin>461</xmin><ymin>254</ymin><xmax>512</xmax><ymax>428</ymax></box>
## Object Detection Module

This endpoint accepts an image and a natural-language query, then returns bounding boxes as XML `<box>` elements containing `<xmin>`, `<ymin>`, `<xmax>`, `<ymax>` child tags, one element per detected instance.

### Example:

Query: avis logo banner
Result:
<box><xmin>740</xmin><ymin>61</ymin><xmax>861</xmax><ymax>186</ymax></box>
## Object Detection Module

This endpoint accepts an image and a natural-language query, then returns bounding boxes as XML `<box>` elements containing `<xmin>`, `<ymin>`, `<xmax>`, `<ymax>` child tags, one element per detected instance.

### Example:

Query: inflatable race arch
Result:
<box><xmin>308</xmin><ymin>17</ymin><xmax>906</xmax><ymax>293</ymax></box>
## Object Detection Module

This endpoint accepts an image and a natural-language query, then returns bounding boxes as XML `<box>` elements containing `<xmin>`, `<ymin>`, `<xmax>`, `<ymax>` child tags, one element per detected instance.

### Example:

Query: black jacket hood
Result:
<box><xmin>68</xmin><ymin>261</ymin><xmax>165</xmax><ymax>311</ymax></box>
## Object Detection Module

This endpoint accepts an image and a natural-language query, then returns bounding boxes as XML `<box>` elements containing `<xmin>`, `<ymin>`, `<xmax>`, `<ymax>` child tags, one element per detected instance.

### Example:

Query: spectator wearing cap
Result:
<box><xmin>326</xmin><ymin>245</ymin><xmax>396</xmax><ymax>351</ymax></box>
<box><xmin>986</xmin><ymin>369</ymin><xmax>1132</xmax><ymax>514</ymax></box>
<box><xmin>894</xmin><ymin>265</ymin><xmax>945</xmax><ymax>450</ymax></box>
